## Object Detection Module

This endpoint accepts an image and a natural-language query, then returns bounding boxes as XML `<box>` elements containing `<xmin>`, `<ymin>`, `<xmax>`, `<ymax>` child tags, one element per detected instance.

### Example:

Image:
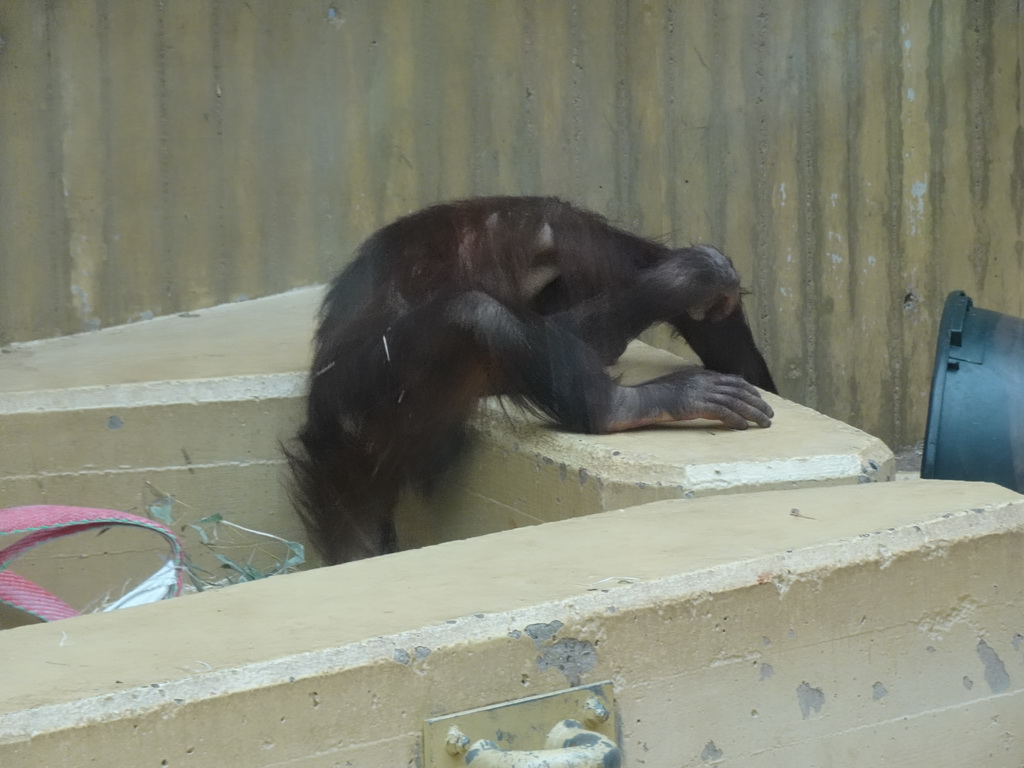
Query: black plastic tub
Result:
<box><xmin>921</xmin><ymin>291</ymin><xmax>1024</xmax><ymax>492</ymax></box>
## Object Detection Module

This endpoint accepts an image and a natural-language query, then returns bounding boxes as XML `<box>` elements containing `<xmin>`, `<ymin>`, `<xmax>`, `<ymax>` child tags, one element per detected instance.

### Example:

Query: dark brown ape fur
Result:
<box><xmin>286</xmin><ymin>196</ymin><xmax>776</xmax><ymax>564</ymax></box>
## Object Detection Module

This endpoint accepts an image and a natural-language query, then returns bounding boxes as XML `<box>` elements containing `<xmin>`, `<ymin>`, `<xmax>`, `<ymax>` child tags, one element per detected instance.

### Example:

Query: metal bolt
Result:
<box><xmin>445</xmin><ymin>725</ymin><xmax>470</xmax><ymax>756</ymax></box>
<box><xmin>582</xmin><ymin>696</ymin><xmax>609</xmax><ymax>727</ymax></box>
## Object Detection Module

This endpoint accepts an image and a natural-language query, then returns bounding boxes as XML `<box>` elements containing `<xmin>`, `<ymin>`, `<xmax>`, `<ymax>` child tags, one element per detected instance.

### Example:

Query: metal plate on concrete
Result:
<box><xmin>422</xmin><ymin>682</ymin><xmax>617</xmax><ymax>767</ymax></box>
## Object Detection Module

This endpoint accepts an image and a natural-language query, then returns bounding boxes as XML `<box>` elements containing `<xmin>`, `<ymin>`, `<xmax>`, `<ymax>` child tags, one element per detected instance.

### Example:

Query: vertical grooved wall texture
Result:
<box><xmin>0</xmin><ymin>1</ymin><xmax>1021</xmax><ymax>449</ymax></box>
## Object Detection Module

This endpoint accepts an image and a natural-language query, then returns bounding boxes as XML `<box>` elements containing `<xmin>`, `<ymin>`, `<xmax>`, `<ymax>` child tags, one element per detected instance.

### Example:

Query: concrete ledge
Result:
<box><xmin>400</xmin><ymin>343</ymin><xmax>893</xmax><ymax>548</ymax></box>
<box><xmin>1</xmin><ymin>480</ymin><xmax>1021</xmax><ymax>765</ymax></box>
<box><xmin>1</xmin><ymin>289</ymin><xmax>894</xmax><ymax>575</ymax></box>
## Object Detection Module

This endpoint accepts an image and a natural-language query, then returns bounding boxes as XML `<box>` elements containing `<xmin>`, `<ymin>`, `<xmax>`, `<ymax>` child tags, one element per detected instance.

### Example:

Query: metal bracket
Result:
<box><xmin>422</xmin><ymin>682</ymin><xmax>619</xmax><ymax>767</ymax></box>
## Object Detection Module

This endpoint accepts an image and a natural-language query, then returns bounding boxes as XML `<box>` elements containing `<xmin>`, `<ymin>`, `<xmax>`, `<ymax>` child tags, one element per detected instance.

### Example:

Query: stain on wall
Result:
<box><xmin>796</xmin><ymin>680</ymin><xmax>826</xmax><ymax>718</ymax></box>
<box><xmin>0</xmin><ymin>1</ymin><xmax>1021</xmax><ymax>449</ymax></box>
<box><xmin>976</xmin><ymin>638</ymin><xmax>1011</xmax><ymax>693</ymax></box>
<box><xmin>536</xmin><ymin>637</ymin><xmax>598</xmax><ymax>687</ymax></box>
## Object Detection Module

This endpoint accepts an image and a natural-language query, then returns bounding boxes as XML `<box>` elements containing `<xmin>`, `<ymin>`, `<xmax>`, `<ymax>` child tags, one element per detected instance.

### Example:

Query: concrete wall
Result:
<box><xmin>1</xmin><ymin>480</ymin><xmax>1022</xmax><ymax>766</ymax></box>
<box><xmin>1</xmin><ymin>2</ymin><xmax>1022</xmax><ymax>448</ymax></box>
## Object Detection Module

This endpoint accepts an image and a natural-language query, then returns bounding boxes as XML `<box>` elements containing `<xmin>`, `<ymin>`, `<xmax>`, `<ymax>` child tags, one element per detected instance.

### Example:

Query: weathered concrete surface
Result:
<box><xmin>0</xmin><ymin>480</ymin><xmax>1021</xmax><ymax>766</ymax></box>
<box><xmin>1</xmin><ymin>289</ymin><xmax>891</xmax><ymax>592</ymax></box>
<box><xmin>0</xmin><ymin>287</ymin><xmax>319</xmax><ymax>393</ymax></box>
